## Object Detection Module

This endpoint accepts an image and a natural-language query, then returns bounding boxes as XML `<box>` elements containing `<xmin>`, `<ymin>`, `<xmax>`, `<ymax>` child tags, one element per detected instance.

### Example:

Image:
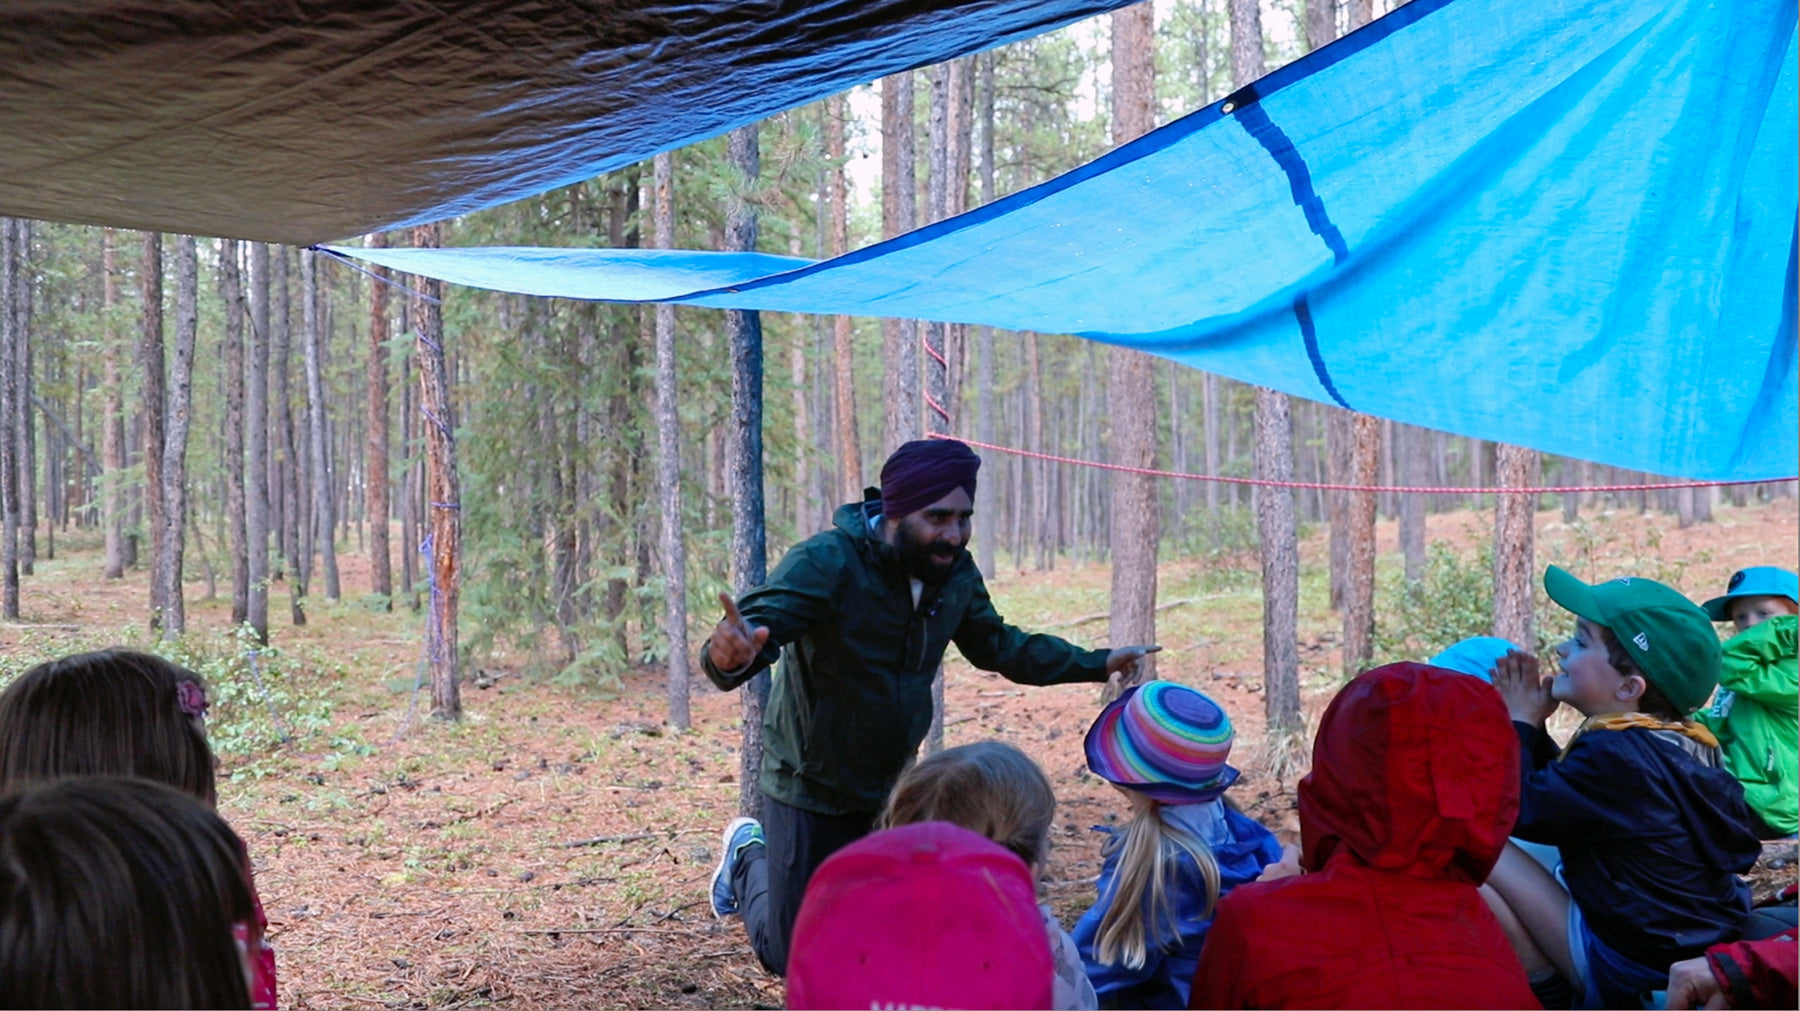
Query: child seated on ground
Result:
<box><xmin>1189</xmin><ymin>662</ymin><xmax>1537</xmax><ymax>1009</ymax></box>
<box><xmin>1486</xmin><ymin>567</ymin><xmax>1761</xmax><ymax>1009</ymax></box>
<box><xmin>1697</xmin><ymin>566</ymin><xmax>1798</xmax><ymax>839</ymax></box>
<box><xmin>883</xmin><ymin>740</ymin><xmax>1097</xmax><ymax>1010</ymax></box>
<box><xmin>1072</xmin><ymin>681</ymin><xmax>1282</xmax><ymax>1009</ymax></box>
<box><xmin>0</xmin><ymin>650</ymin><xmax>279</xmax><ymax>1010</ymax></box>
<box><xmin>785</xmin><ymin>820</ymin><xmax>1054</xmax><ymax>1010</ymax></box>
<box><xmin>0</xmin><ymin>776</ymin><xmax>258</xmax><ymax>1009</ymax></box>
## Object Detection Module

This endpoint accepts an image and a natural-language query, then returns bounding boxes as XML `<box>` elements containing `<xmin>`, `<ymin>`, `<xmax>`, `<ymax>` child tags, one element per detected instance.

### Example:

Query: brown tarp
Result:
<box><xmin>0</xmin><ymin>0</ymin><xmax>1131</xmax><ymax>244</ymax></box>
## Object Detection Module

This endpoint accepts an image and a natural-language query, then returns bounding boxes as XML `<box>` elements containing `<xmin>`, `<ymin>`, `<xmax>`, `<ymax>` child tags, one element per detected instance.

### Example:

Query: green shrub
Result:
<box><xmin>1374</xmin><ymin>542</ymin><xmax>1495</xmax><ymax>662</ymax></box>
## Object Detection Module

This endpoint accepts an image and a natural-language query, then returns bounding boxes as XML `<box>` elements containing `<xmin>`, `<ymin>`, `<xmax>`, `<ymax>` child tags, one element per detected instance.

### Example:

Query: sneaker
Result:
<box><xmin>709</xmin><ymin>816</ymin><xmax>765</xmax><ymax>918</ymax></box>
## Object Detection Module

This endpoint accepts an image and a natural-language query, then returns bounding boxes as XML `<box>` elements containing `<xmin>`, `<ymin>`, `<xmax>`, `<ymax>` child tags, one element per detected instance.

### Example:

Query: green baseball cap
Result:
<box><xmin>1543</xmin><ymin>565</ymin><xmax>1722</xmax><ymax>715</ymax></box>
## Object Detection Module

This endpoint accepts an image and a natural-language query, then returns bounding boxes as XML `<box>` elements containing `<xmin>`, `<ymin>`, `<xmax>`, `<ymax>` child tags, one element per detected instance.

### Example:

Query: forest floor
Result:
<box><xmin>0</xmin><ymin>498</ymin><xmax>1795</xmax><ymax>1009</ymax></box>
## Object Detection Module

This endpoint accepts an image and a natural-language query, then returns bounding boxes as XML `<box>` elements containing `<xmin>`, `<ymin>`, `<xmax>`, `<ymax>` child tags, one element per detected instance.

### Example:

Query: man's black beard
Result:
<box><xmin>893</xmin><ymin>520</ymin><xmax>962</xmax><ymax>585</ymax></box>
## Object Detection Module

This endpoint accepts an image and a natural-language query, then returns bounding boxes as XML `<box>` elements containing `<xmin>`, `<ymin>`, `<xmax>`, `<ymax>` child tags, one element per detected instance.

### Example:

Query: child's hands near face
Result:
<box><xmin>1255</xmin><ymin>843</ymin><xmax>1304</xmax><ymax>883</ymax></box>
<box><xmin>1491</xmin><ymin>649</ymin><xmax>1557</xmax><ymax>726</ymax></box>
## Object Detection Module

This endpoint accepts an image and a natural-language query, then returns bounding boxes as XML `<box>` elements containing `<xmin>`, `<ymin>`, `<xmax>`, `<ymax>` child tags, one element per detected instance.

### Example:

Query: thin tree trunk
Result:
<box><xmin>1493</xmin><ymin>443</ymin><xmax>1537</xmax><ymax>648</ymax></box>
<box><xmin>157</xmin><ymin>236</ymin><xmax>199</xmax><ymax>637</ymax></box>
<box><xmin>0</xmin><ymin>219</ymin><xmax>20</xmax><ymax>618</ymax></box>
<box><xmin>140</xmin><ymin>232</ymin><xmax>165</xmax><ymax>618</ymax></box>
<box><xmin>366</xmin><ymin>232</ymin><xmax>393</xmax><ymax>602</ymax></box>
<box><xmin>221</xmin><ymin>240</ymin><xmax>250</xmax><ymax>625</ymax></box>
<box><xmin>1326</xmin><ymin>407</ymin><xmax>1350</xmax><ymax>610</ymax></box>
<box><xmin>246</xmin><ymin>243</ymin><xmax>271</xmax><ymax>641</ymax></box>
<box><xmin>881</xmin><ymin>71</ymin><xmax>920</xmax><ymax>448</ymax></box>
<box><xmin>411</xmin><ymin>225</ymin><xmax>462</xmax><ymax>720</ymax></box>
<box><xmin>653</xmin><ymin>152</ymin><xmax>691</xmax><ymax>732</ymax></box>
<box><xmin>726</xmin><ymin>124</ymin><xmax>769</xmax><ymax>818</ymax></box>
<box><xmin>1399</xmin><ymin>422</ymin><xmax>1428</xmax><ymax>581</ymax></box>
<box><xmin>974</xmin><ymin>49</ymin><xmax>998</xmax><ymax>578</ymax></box>
<box><xmin>278</xmin><ymin>247</ymin><xmax>307</xmax><ymax>625</ymax></box>
<box><xmin>1107</xmin><ymin>0</ymin><xmax>1160</xmax><ymax>692</ymax></box>
<box><xmin>1346</xmin><ymin>0</ymin><xmax>1372</xmax><ymax>31</ymax></box>
<box><xmin>1342</xmin><ymin>413</ymin><xmax>1379</xmax><ymax>676</ymax></box>
<box><xmin>302</xmin><ymin>251</ymin><xmax>340</xmax><ymax>601</ymax></box>
<box><xmin>1204</xmin><ymin>373</ymin><xmax>1221</xmax><ymax>511</ymax></box>
<box><xmin>102</xmin><ymin>230</ymin><xmax>125</xmax><ymax>579</ymax></box>
<box><xmin>826</xmin><ymin>95</ymin><xmax>861</xmax><ymax>499</ymax></box>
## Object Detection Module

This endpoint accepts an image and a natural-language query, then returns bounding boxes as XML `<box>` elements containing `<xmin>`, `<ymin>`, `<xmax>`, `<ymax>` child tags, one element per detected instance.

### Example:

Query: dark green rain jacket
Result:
<box><xmin>702</xmin><ymin>494</ymin><xmax>1110</xmax><ymax>815</ymax></box>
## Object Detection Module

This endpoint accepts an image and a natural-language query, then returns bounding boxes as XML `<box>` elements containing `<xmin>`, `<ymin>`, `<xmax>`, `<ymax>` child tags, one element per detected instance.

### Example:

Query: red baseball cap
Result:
<box><xmin>786</xmin><ymin>821</ymin><xmax>1053</xmax><ymax>1010</ymax></box>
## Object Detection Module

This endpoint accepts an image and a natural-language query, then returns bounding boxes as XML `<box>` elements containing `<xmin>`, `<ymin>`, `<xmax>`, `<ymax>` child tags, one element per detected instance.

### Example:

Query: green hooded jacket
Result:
<box><xmin>702</xmin><ymin>495</ymin><xmax>1110</xmax><ymax>815</ymax></box>
<box><xmin>1697</xmin><ymin>615</ymin><xmax>1797</xmax><ymax>836</ymax></box>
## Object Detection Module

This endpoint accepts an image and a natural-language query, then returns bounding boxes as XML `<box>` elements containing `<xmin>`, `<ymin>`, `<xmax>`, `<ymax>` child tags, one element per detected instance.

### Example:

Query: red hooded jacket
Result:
<box><xmin>1190</xmin><ymin>663</ymin><xmax>1538</xmax><ymax>1010</ymax></box>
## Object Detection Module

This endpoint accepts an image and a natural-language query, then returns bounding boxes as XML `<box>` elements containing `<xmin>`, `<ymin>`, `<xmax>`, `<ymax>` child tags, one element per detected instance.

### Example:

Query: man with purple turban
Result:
<box><xmin>701</xmin><ymin>438</ymin><xmax>1159</xmax><ymax>977</ymax></box>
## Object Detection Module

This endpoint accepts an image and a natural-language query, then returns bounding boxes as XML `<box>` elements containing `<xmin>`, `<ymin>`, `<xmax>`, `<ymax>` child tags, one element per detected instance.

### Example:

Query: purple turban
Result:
<box><xmin>879</xmin><ymin>439</ymin><xmax>981</xmax><ymax>520</ymax></box>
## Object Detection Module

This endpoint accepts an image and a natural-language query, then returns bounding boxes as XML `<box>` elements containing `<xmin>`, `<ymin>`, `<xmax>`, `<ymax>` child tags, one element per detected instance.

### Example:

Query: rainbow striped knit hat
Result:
<box><xmin>1084</xmin><ymin>681</ymin><xmax>1238</xmax><ymax>805</ymax></box>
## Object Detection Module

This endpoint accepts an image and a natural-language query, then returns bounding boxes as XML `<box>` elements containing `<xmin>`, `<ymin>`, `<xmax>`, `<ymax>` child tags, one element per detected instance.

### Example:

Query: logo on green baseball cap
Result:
<box><xmin>1542</xmin><ymin>566</ymin><xmax>1722</xmax><ymax>715</ymax></box>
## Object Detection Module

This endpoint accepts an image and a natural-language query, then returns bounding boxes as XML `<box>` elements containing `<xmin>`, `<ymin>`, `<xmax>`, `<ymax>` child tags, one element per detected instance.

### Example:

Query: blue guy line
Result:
<box><xmin>1232</xmin><ymin>97</ymin><xmax>1353</xmax><ymax>409</ymax></box>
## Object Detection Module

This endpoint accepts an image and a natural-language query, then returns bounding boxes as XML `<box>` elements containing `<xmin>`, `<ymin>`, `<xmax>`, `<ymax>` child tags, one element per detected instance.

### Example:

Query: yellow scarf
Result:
<box><xmin>1559</xmin><ymin>712</ymin><xmax>1720</xmax><ymax>760</ymax></box>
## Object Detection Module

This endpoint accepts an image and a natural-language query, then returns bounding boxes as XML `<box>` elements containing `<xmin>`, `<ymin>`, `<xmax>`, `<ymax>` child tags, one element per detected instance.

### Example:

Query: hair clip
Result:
<box><xmin>177</xmin><ymin>680</ymin><xmax>209</xmax><ymax>719</ymax></box>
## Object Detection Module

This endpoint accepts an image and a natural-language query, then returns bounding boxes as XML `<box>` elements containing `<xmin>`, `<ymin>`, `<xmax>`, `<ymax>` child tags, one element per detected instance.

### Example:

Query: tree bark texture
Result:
<box><xmin>726</xmin><ymin>124</ymin><xmax>770</xmax><ymax>818</ymax></box>
<box><xmin>826</xmin><ymin>95</ymin><xmax>860</xmax><ymax>499</ymax></box>
<box><xmin>277</xmin><ymin>247</ymin><xmax>307</xmax><ymax>625</ymax></box>
<box><xmin>302</xmin><ymin>250</ymin><xmax>341</xmax><ymax>601</ymax></box>
<box><xmin>1493</xmin><ymin>443</ymin><xmax>1538</xmax><ymax>649</ymax></box>
<box><xmin>1254</xmin><ymin>387</ymin><xmax>1302</xmax><ymax>732</ymax></box>
<box><xmin>881</xmin><ymin>71</ymin><xmax>920</xmax><ymax>449</ymax></box>
<box><xmin>974</xmin><ymin>50</ymin><xmax>998</xmax><ymax>578</ymax></box>
<box><xmin>1107</xmin><ymin>0</ymin><xmax>1160</xmax><ymax>689</ymax></box>
<box><xmin>246</xmin><ymin>242</ymin><xmax>271</xmax><ymax>641</ymax></box>
<box><xmin>1399</xmin><ymin>422</ymin><xmax>1429</xmax><ymax>582</ymax></box>
<box><xmin>0</xmin><ymin>220</ymin><xmax>21</xmax><ymax>618</ymax></box>
<box><xmin>366</xmin><ymin>231</ymin><xmax>393</xmax><ymax>602</ymax></box>
<box><xmin>652</xmin><ymin>151</ymin><xmax>692</xmax><ymax>732</ymax></box>
<box><xmin>157</xmin><ymin>235</ymin><xmax>199</xmax><ymax>638</ymax></box>
<box><xmin>411</xmin><ymin>225</ymin><xmax>463</xmax><ymax>721</ymax></box>
<box><xmin>102</xmin><ymin>230</ymin><xmax>126</xmax><ymax>579</ymax></box>
<box><xmin>220</xmin><ymin>239</ymin><xmax>250</xmax><ymax>625</ymax></box>
<box><xmin>1342</xmin><ymin>412</ymin><xmax>1379</xmax><ymax>676</ymax></box>
<box><xmin>140</xmin><ymin>232</ymin><xmax>165</xmax><ymax>616</ymax></box>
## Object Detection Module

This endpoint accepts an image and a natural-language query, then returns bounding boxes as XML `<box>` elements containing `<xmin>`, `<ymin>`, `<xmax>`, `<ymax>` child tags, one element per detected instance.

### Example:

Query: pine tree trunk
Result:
<box><xmin>221</xmin><ymin>240</ymin><xmax>250</xmax><ymax>625</ymax></box>
<box><xmin>974</xmin><ymin>51</ymin><xmax>998</xmax><ymax>577</ymax></box>
<box><xmin>651</xmin><ymin>152</ymin><xmax>692</xmax><ymax>732</ymax></box>
<box><xmin>366</xmin><ymin>232</ymin><xmax>393</xmax><ymax>602</ymax></box>
<box><xmin>278</xmin><ymin>247</ymin><xmax>307</xmax><ymax>625</ymax></box>
<box><xmin>157</xmin><ymin>235</ymin><xmax>199</xmax><ymax>638</ymax></box>
<box><xmin>302</xmin><ymin>251</ymin><xmax>340</xmax><ymax>601</ymax></box>
<box><xmin>17</xmin><ymin>301</ymin><xmax>32</xmax><ymax>576</ymax></box>
<box><xmin>102</xmin><ymin>230</ymin><xmax>126</xmax><ymax>579</ymax></box>
<box><xmin>140</xmin><ymin>232</ymin><xmax>165</xmax><ymax>618</ymax></box>
<box><xmin>411</xmin><ymin>224</ymin><xmax>462</xmax><ymax>720</ymax></box>
<box><xmin>246</xmin><ymin>243</ymin><xmax>271</xmax><ymax>641</ymax></box>
<box><xmin>1493</xmin><ymin>443</ymin><xmax>1537</xmax><ymax>648</ymax></box>
<box><xmin>0</xmin><ymin>219</ymin><xmax>20</xmax><ymax>618</ymax></box>
<box><xmin>827</xmin><ymin>96</ymin><xmax>861</xmax><ymax>500</ymax></box>
<box><xmin>1107</xmin><ymin>0</ymin><xmax>1160</xmax><ymax>692</ymax></box>
<box><xmin>726</xmin><ymin>124</ymin><xmax>770</xmax><ymax>818</ymax></box>
<box><xmin>1255</xmin><ymin>387</ymin><xmax>1302</xmax><ymax>732</ymax></box>
<box><xmin>1204</xmin><ymin>373</ymin><xmax>1221</xmax><ymax>510</ymax></box>
<box><xmin>1342</xmin><ymin>413</ymin><xmax>1379</xmax><ymax>676</ymax></box>
<box><xmin>881</xmin><ymin>71</ymin><xmax>920</xmax><ymax>449</ymax></box>
<box><xmin>1399</xmin><ymin>422</ymin><xmax>1428</xmax><ymax>581</ymax></box>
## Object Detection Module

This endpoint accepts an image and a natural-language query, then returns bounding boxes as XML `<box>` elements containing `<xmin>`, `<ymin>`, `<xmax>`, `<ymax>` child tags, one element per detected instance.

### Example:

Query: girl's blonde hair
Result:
<box><xmin>881</xmin><ymin>740</ymin><xmax>1056</xmax><ymax>871</ymax></box>
<box><xmin>1092</xmin><ymin>791</ymin><xmax>1222</xmax><ymax>970</ymax></box>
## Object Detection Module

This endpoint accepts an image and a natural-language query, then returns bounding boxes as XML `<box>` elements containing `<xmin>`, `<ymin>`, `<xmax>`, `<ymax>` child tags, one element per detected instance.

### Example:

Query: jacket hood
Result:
<box><xmin>1299</xmin><ymin>662</ymin><xmax>1519</xmax><ymax>884</ymax></box>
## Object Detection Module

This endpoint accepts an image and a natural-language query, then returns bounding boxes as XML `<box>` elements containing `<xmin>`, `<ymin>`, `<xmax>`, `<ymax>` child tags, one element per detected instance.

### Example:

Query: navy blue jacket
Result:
<box><xmin>1513</xmin><ymin>721</ymin><xmax>1760</xmax><ymax>967</ymax></box>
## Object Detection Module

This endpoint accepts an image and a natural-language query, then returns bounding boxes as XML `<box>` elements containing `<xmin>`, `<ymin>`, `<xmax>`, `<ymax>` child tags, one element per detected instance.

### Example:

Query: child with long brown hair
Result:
<box><xmin>882</xmin><ymin>740</ymin><xmax>1097</xmax><ymax>1010</ymax></box>
<box><xmin>0</xmin><ymin>649</ymin><xmax>279</xmax><ymax>1010</ymax></box>
<box><xmin>1072</xmin><ymin>681</ymin><xmax>1282</xmax><ymax>1009</ymax></box>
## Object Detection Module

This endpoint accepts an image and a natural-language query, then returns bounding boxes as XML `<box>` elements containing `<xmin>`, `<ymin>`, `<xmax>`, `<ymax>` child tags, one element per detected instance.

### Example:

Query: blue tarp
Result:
<box><xmin>330</xmin><ymin>0</ymin><xmax>1800</xmax><ymax>482</ymax></box>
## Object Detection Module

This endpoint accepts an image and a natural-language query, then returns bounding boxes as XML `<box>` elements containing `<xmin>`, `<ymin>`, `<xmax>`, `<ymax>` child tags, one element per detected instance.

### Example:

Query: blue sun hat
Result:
<box><xmin>1428</xmin><ymin>637</ymin><xmax>1522</xmax><ymax>682</ymax></box>
<box><xmin>1701</xmin><ymin>566</ymin><xmax>1799</xmax><ymax>621</ymax></box>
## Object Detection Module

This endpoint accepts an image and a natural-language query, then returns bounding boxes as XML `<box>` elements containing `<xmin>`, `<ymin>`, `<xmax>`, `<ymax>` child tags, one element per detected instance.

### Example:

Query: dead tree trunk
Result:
<box><xmin>411</xmin><ymin>225</ymin><xmax>462</xmax><ymax>720</ymax></box>
<box><xmin>1493</xmin><ymin>443</ymin><xmax>1538</xmax><ymax>648</ymax></box>
<box><xmin>1107</xmin><ymin>0</ymin><xmax>1160</xmax><ymax>692</ymax></box>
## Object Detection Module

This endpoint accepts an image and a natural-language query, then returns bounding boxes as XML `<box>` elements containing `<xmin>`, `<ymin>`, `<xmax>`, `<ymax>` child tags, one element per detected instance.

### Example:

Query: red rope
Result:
<box><xmin>926</xmin><ymin>433</ymin><xmax>1794</xmax><ymax>495</ymax></box>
